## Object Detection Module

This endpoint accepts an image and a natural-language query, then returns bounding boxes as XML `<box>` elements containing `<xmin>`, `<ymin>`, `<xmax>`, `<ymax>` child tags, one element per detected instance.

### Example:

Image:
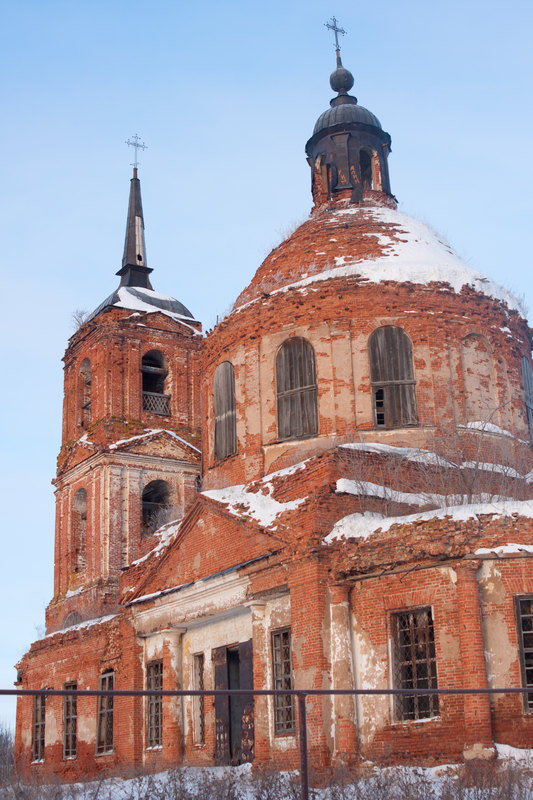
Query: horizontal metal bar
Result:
<box><xmin>2</xmin><ymin>687</ymin><xmax>532</xmax><ymax>697</ymax></box>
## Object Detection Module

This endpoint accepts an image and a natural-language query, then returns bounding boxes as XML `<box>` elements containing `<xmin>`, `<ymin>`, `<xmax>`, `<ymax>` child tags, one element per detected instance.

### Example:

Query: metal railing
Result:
<box><xmin>3</xmin><ymin>686</ymin><xmax>532</xmax><ymax>800</ymax></box>
<box><xmin>142</xmin><ymin>391</ymin><xmax>171</xmax><ymax>416</ymax></box>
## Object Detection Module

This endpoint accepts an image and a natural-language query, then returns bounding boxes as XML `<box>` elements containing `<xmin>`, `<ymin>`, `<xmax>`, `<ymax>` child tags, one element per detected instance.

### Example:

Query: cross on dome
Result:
<box><xmin>325</xmin><ymin>16</ymin><xmax>346</xmax><ymax>51</ymax></box>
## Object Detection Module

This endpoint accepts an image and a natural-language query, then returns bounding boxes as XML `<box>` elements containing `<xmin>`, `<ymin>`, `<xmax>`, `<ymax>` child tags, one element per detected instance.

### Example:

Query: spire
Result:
<box><xmin>116</xmin><ymin>137</ymin><xmax>153</xmax><ymax>288</ymax></box>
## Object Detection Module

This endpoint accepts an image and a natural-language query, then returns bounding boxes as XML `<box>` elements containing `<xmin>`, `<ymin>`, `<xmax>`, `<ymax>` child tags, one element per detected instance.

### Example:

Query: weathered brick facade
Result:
<box><xmin>15</xmin><ymin>51</ymin><xmax>533</xmax><ymax>780</ymax></box>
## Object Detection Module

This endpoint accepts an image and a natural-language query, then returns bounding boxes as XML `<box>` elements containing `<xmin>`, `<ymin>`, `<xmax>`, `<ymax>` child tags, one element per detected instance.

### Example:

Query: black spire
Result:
<box><xmin>116</xmin><ymin>168</ymin><xmax>153</xmax><ymax>289</ymax></box>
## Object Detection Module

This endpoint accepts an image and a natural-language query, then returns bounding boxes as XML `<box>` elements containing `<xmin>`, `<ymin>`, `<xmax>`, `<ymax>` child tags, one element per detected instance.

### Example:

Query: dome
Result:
<box><xmin>313</xmin><ymin>101</ymin><xmax>382</xmax><ymax>136</ymax></box>
<box><xmin>234</xmin><ymin>203</ymin><xmax>521</xmax><ymax>313</ymax></box>
<box><xmin>88</xmin><ymin>285</ymin><xmax>196</xmax><ymax>323</ymax></box>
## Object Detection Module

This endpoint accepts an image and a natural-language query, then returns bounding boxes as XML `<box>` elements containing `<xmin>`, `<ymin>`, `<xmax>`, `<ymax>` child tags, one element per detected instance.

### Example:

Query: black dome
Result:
<box><xmin>313</xmin><ymin>102</ymin><xmax>382</xmax><ymax>136</ymax></box>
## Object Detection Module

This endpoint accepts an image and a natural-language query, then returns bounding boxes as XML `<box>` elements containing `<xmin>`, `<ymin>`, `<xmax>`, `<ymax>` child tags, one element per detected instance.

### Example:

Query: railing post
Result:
<box><xmin>297</xmin><ymin>692</ymin><xmax>309</xmax><ymax>800</ymax></box>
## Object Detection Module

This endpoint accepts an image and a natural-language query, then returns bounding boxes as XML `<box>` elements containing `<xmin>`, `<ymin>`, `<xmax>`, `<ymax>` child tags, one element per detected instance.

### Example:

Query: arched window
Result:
<box><xmin>522</xmin><ymin>356</ymin><xmax>533</xmax><ymax>441</ymax></box>
<box><xmin>78</xmin><ymin>358</ymin><xmax>91</xmax><ymax>428</ymax></box>
<box><xmin>461</xmin><ymin>334</ymin><xmax>497</xmax><ymax>422</ymax></box>
<box><xmin>71</xmin><ymin>488</ymin><xmax>87</xmax><ymax>573</ymax></box>
<box><xmin>276</xmin><ymin>338</ymin><xmax>318</xmax><ymax>441</ymax></box>
<box><xmin>360</xmin><ymin>149</ymin><xmax>373</xmax><ymax>190</ymax></box>
<box><xmin>142</xmin><ymin>350</ymin><xmax>170</xmax><ymax>416</ymax></box>
<box><xmin>63</xmin><ymin>611</ymin><xmax>82</xmax><ymax>628</ymax></box>
<box><xmin>142</xmin><ymin>480</ymin><xmax>170</xmax><ymax>535</ymax></box>
<box><xmin>213</xmin><ymin>361</ymin><xmax>237</xmax><ymax>461</ymax></box>
<box><xmin>369</xmin><ymin>326</ymin><xmax>418</xmax><ymax>428</ymax></box>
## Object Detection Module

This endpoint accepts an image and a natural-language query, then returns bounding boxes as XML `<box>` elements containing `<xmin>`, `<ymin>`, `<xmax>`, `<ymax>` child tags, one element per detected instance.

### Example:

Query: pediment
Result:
<box><xmin>111</xmin><ymin>430</ymin><xmax>201</xmax><ymax>464</ymax></box>
<box><xmin>121</xmin><ymin>495</ymin><xmax>283</xmax><ymax>605</ymax></box>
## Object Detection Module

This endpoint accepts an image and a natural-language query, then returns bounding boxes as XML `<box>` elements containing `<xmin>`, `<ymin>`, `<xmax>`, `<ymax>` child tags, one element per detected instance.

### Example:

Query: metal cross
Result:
<box><xmin>325</xmin><ymin>16</ymin><xmax>346</xmax><ymax>51</ymax></box>
<box><xmin>125</xmin><ymin>134</ymin><xmax>148</xmax><ymax>169</ymax></box>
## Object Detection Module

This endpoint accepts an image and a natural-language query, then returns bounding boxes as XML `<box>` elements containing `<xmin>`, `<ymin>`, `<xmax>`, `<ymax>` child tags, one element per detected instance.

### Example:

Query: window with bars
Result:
<box><xmin>63</xmin><ymin>682</ymin><xmax>77</xmax><ymax>759</ymax></box>
<box><xmin>369</xmin><ymin>326</ymin><xmax>418</xmax><ymax>428</ymax></box>
<box><xmin>272</xmin><ymin>629</ymin><xmax>295</xmax><ymax>733</ymax></box>
<box><xmin>96</xmin><ymin>671</ymin><xmax>114</xmax><ymax>754</ymax></box>
<box><xmin>32</xmin><ymin>693</ymin><xmax>46</xmax><ymax>762</ymax></box>
<box><xmin>213</xmin><ymin>361</ymin><xmax>237</xmax><ymax>461</ymax></box>
<box><xmin>515</xmin><ymin>596</ymin><xmax>533</xmax><ymax>712</ymax></box>
<box><xmin>522</xmin><ymin>357</ymin><xmax>533</xmax><ymax>442</ymax></box>
<box><xmin>193</xmin><ymin>653</ymin><xmax>205</xmax><ymax>744</ymax></box>
<box><xmin>146</xmin><ymin>660</ymin><xmax>163</xmax><ymax>748</ymax></box>
<box><xmin>391</xmin><ymin>607</ymin><xmax>438</xmax><ymax>721</ymax></box>
<box><xmin>276</xmin><ymin>338</ymin><xmax>318</xmax><ymax>441</ymax></box>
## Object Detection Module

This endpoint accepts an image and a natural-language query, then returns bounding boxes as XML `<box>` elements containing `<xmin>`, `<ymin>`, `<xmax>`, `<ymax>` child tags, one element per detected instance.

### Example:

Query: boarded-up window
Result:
<box><xmin>392</xmin><ymin>607</ymin><xmax>438</xmax><ymax>721</ymax></box>
<box><xmin>276</xmin><ymin>338</ymin><xmax>318</xmax><ymax>440</ymax></box>
<box><xmin>522</xmin><ymin>357</ymin><xmax>533</xmax><ymax>441</ymax></box>
<box><xmin>79</xmin><ymin>358</ymin><xmax>92</xmax><ymax>429</ymax></box>
<box><xmin>213</xmin><ymin>362</ymin><xmax>237</xmax><ymax>460</ymax></box>
<box><xmin>71</xmin><ymin>489</ymin><xmax>87</xmax><ymax>573</ymax></box>
<box><xmin>461</xmin><ymin>334</ymin><xmax>497</xmax><ymax>422</ymax></box>
<box><xmin>369</xmin><ymin>326</ymin><xmax>418</xmax><ymax>428</ymax></box>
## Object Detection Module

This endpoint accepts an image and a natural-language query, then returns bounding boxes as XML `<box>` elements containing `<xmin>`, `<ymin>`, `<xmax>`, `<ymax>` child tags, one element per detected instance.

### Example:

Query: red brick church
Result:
<box><xmin>15</xmin><ymin>41</ymin><xmax>533</xmax><ymax>778</ymax></box>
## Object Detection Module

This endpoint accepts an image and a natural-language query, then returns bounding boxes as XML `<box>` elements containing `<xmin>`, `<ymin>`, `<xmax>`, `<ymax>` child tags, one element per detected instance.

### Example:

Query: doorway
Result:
<box><xmin>213</xmin><ymin>640</ymin><xmax>254</xmax><ymax>765</ymax></box>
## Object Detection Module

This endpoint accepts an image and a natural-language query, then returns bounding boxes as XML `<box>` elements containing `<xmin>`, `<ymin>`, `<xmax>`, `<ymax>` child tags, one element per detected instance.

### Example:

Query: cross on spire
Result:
<box><xmin>125</xmin><ymin>134</ymin><xmax>148</xmax><ymax>170</ymax></box>
<box><xmin>325</xmin><ymin>16</ymin><xmax>346</xmax><ymax>51</ymax></box>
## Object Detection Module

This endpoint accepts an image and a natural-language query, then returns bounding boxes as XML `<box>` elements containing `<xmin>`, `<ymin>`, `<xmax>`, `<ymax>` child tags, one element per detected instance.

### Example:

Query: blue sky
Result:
<box><xmin>1</xmin><ymin>0</ymin><xmax>532</xmax><ymax>727</ymax></box>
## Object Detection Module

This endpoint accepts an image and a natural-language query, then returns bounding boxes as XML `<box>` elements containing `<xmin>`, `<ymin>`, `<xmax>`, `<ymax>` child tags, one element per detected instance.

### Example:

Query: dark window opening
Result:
<box><xmin>32</xmin><ymin>693</ymin><xmax>46</xmax><ymax>762</ymax></box>
<box><xmin>71</xmin><ymin>488</ymin><xmax>87</xmax><ymax>573</ymax></box>
<box><xmin>276</xmin><ymin>338</ymin><xmax>318</xmax><ymax>441</ymax></box>
<box><xmin>96</xmin><ymin>671</ymin><xmax>114</xmax><ymax>754</ymax></box>
<box><xmin>522</xmin><ymin>357</ymin><xmax>533</xmax><ymax>442</ymax></box>
<box><xmin>79</xmin><ymin>358</ymin><xmax>92</xmax><ymax>429</ymax></box>
<box><xmin>369</xmin><ymin>326</ymin><xmax>418</xmax><ymax>428</ymax></box>
<box><xmin>193</xmin><ymin>653</ymin><xmax>205</xmax><ymax>744</ymax></box>
<box><xmin>142</xmin><ymin>350</ymin><xmax>170</xmax><ymax>416</ymax></box>
<box><xmin>63</xmin><ymin>611</ymin><xmax>82</xmax><ymax>628</ymax></box>
<box><xmin>63</xmin><ymin>682</ymin><xmax>77</xmax><ymax>759</ymax></box>
<box><xmin>360</xmin><ymin>149</ymin><xmax>373</xmax><ymax>190</ymax></box>
<box><xmin>214</xmin><ymin>361</ymin><xmax>237</xmax><ymax>461</ymax></box>
<box><xmin>142</xmin><ymin>480</ymin><xmax>170</xmax><ymax>535</ymax></box>
<box><xmin>392</xmin><ymin>607</ymin><xmax>438</xmax><ymax>721</ymax></box>
<box><xmin>516</xmin><ymin>596</ymin><xmax>533</xmax><ymax>712</ymax></box>
<box><xmin>146</xmin><ymin>661</ymin><xmax>163</xmax><ymax>748</ymax></box>
<box><xmin>272</xmin><ymin>629</ymin><xmax>295</xmax><ymax>734</ymax></box>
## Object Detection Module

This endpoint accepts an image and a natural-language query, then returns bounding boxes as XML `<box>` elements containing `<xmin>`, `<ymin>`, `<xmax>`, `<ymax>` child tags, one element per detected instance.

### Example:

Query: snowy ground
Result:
<box><xmin>1</xmin><ymin>745</ymin><xmax>532</xmax><ymax>799</ymax></box>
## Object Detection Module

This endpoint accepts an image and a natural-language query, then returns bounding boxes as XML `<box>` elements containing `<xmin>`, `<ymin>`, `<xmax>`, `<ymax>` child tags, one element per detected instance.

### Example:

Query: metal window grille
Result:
<box><xmin>146</xmin><ymin>661</ymin><xmax>163</xmax><ymax>748</ymax></box>
<box><xmin>272</xmin><ymin>629</ymin><xmax>295</xmax><ymax>733</ymax></box>
<box><xmin>276</xmin><ymin>339</ymin><xmax>318</xmax><ymax>441</ymax></box>
<box><xmin>32</xmin><ymin>694</ymin><xmax>45</xmax><ymax>762</ymax></box>
<box><xmin>516</xmin><ymin>596</ymin><xmax>533</xmax><ymax>712</ymax></box>
<box><xmin>96</xmin><ymin>671</ymin><xmax>114</xmax><ymax>754</ymax></box>
<box><xmin>392</xmin><ymin>607</ymin><xmax>439</xmax><ymax>721</ymax></box>
<box><xmin>63</xmin><ymin>682</ymin><xmax>77</xmax><ymax>759</ymax></box>
<box><xmin>142</xmin><ymin>391</ymin><xmax>171</xmax><ymax>416</ymax></box>
<box><xmin>193</xmin><ymin>653</ymin><xmax>205</xmax><ymax>744</ymax></box>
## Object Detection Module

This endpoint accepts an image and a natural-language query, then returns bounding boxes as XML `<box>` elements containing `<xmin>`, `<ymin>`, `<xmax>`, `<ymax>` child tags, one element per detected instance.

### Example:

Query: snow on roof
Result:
<box><xmin>475</xmin><ymin>543</ymin><xmax>533</xmax><ymax>556</ymax></box>
<box><xmin>130</xmin><ymin>518</ymin><xmax>183</xmax><ymax>567</ymax></box>
<box><xmin>324</xmin><ymin>499</ymin><xmax>533</xmax><ymax>544</ymax></box>
<box><xmin>203</xmin><ymin>482</ymin><xmax>306</xmax><ymax>528</ymax></box>
<box><xmin>45</xmin><ymin>614</ymin><xmax>118</xmax><ymax>638</ymax></box>
<box><xmin>340</xmin><ymin>442</ymin><xmax>453</xmax><ymax>468</ymax></box>
<box><xmin>336</xmin><ymin>478</ymin><xmax>513</xmax><ymax>509</ymax></box>
<box><xmin>235</xmin><ymin>205</ymin><xmax>525</xmax><ymax>315</ymax></box>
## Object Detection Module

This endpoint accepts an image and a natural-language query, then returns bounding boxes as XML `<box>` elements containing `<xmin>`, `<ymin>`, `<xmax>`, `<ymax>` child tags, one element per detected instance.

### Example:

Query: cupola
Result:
<box><xmin>305</xmin><ymin>46</ymin><xmax>393</xmax><ymax>207</ymax></box>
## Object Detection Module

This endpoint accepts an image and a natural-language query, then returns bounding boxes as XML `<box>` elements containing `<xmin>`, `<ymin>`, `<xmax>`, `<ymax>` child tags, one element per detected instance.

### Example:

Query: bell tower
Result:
<box><xmin>46</xmin><ymin>164</ymin><xmax>202</xmax><ymax>633</ymax></box>
<box><xmin>305</xmin><ymin>18</ymin><xmax>393</xmax><ymax>207</ymax></box>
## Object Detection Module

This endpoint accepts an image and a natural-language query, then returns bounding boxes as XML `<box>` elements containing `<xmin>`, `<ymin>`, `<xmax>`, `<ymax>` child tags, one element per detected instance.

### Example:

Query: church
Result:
<box><xmin>14</xmin><ymin>35</ymin><xmax>533</xmax><ymax>779</ymax></box>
